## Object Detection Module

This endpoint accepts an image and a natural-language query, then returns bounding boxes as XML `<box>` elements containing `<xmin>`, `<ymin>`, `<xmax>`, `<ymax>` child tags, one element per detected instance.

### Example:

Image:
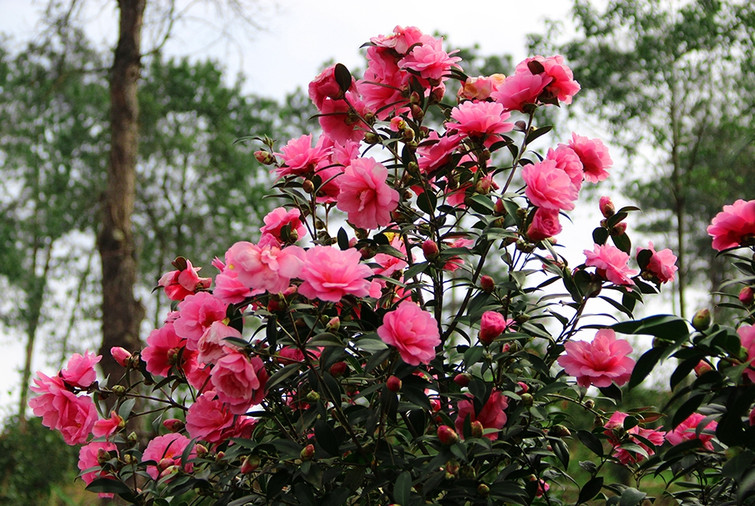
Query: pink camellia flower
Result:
<box><xmin>298</xmin><ymin>246</ymin><xmax>374</xmax><ymax>302</ymax></box>
<box><xmin>527</xmin><ymin>207</ymin><xmax>562</xmax><ymax>242</ymax></box>
<box><xmin>309</xmin><ymin>64</ymin><xmax>355</xmax><ymax>110</ymax></box>
<box><xmin>93</xmin><ymin>411</ymin><xmax>125</xmax><ymax>439</ymax></box>
<box><xmin>567</xmin><ymin>133</ymin><xmax>612</xmax><ymax>183</ymax></box>
<box><xmin>442</xmin><ymin>237</ymin><xmax>475</xmax><ymax>271</ymax></box>
<box><xmin>584</xmin><ymin>244</ymin><xmax>638</xmax><ymax>286</ymax></box>
<box><xmin>110</xmin><ymin>347</ymin><xmax>132</xmax><ymax>368</ymax></box>
<box><xmin>599</xmin><ymin>196</ymin><xmax>616</xmax><ymax>218</ymax></box>
<box><xmin>142</xmin><ymin>322</ymin><xmax>190</xmax><ymax>377</ymax></box>
<box><xmin>186</xmin><ymin>391</ymin><xmax>235</xmax><ymax>443</ymax></box>
<box><xmin>78</xmin><ymin>441</ymin><xmax>117</xmax><ymax>498</ymax></box>
<box><xmin>546</xmin><ymin>145</ymin><xmax>584</xmax><ymax>191</ymax></box>
<box><xmin>212</xmin><ymin>256</ymin><xmax>254</xmax><ymax>304</ymax></box>
<box><xmin>60</xmin><ymin>351</ymin><xmax>101</xmax><ymax>388</ymax></box>
<box><xmin>446</xmin><ymin>100</ymin><xmax>513</xmax><ymax>142</ymax></box>
<box><xmin>197</xmin><ymin>320</ymin><xmax>243</xmax><ymax>365</ymax></box>
<box><xmin>142</xmin><ymin>433</ymin><xmax>195</xmax><ymax>480</ymax></box>
<box><xmin>28</xmin><ymin>371</ymin><xmax>98</xmax><ymax>445</ymax></box>
<box><xmin>479</xmin><ymin>311</ymin><xmax>514</xmax><ymax>345</ymax></box>
<box><xmin>373</xmin><ymin>236</ymin><xmax>408</xmax><ymax>278</ymax></box>
<box><xmin>224</xmin><ymin>241</ymin><xmax>304</xmax><ymax>297</ymax></box>
<box><xmin>377</xmin><ymin>300</ymin><xmax>440</xmax><ymax>366</ymax></box>
<box><xmin>666</xmin><ymin>413</ymin><xmax>717</xmax><ymax>450</ymax></box>
<box><xmin>455</xmin><ymin>390</ymin><xmax>509</xmax><ymax>441</ymax></box>
<box><xmin>358</xmin><ymin>46</ymin><xmax>411</xmax><ymax>120</ymax></box>
<box><xmin>638</xmin><ymin>241</ymin><xmax>678</xmax><ymax>284</ymax></box>
<box><xmin>260</xmin><ymin>207</ymin><xmax>307</xmax><ymax>243</ymax></box>
<box><xmin>399</xmin><ymin>34</ymin><xmax>461</xmax><ymax>85</ymax></box>
<box><xmin>458</xmin><ymin>74</ymin><xmax>506</xmax><ymax>101</ymax></box>
<box><xmin>157</xmin><ymin>258</ymin><xmax>212</xmax><ymax>302</ymax></box>
<box><xmin>522</xmin><ymin>159</ymin><xmax>580</xmax><ymax>211</ymax></box>
<box><xmin>276</xmin><ymin>134</ymin><xmax>331</xmax><ymax>178</ymax></box>
<box><xmin>173</xmin><ymin>291</ymin><xmax>228</xmax><ymax>350</ymax></box>
<box><xmin>558</xmin><ymin>329</ymin><xmax>635</xmax><ymax>388</ymax></box>
<box><xmin>336</xmin><ymin>157</ymin><xmax>400</xmax><ymax>230</ymax></box>
<box><xmin>707</xmin><ymin>199</ymin><xmax>755</xmax><ymax>251</ymax></box>
<box><xmin>515</xmin><ymin>55</ymin><xmax>581</xmax><ymax>104</ymax></box>
<box><xmin>738</xmin><ymin>325</ymin><xmax>755</xmax><ymax>382</ymax></box>
<box><xmin>604</xmin><ymin>411</ymin><xmax>665</xmax><ymax>465</ymax></box>
<box><xmin>491</xmin><ymin>72</ymin><xmax>551</xmax><ymax>112</ymax></box>
<box><xmin>318</xmin><ymin>90</ymin><xmax>369</xmax><ymax>144</ymax></box>
<box><xmin>417</xmin><ymin>131</ymin><xmax>461</xmax><ymax>174</ymax></box>
<box><xmin>370</xmin><ymin>25</ymin><xmax>425</xmax><ymax>55</ymax></box>
<box><xmin>210</xmin><ymin>350</ymin><xmax>268</xmax><ymax>414</ymax></box>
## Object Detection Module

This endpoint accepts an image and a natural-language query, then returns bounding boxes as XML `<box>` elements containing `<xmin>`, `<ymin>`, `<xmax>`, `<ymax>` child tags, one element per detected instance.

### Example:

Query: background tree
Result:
<box><xmin>530</xmin><ymin>0</ymin><xmax>755</xmax><ymax>317</ymax></box>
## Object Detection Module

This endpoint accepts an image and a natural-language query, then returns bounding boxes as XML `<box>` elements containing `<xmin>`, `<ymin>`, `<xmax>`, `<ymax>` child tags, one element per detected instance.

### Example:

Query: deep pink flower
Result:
<box><xmin>479</xmin><ymin>311</ymin><xmax>514</xmax><ymax>344</ymax></box>
<box><xmin>491</xmin><ymin>72</ymin><xmax>551</xmax><ymax>112</ymax></box>
<box><xmin>174</xmin><ymin>291</ymin><xmax>228</xmax><ymax>350</ymax></box>
<box><xmin>446</xmin><ymin>101</ymin><xmax>513</xmax><ymax>141</ymax></box>
<box><xmin>92</xmin><ymin>411</ymin><xmax>124</xmax><ymax>439</ymax></box>
<box><xmin>157</xmin><ymin>259</ymin><xmax>212</xmax><ymax>302</ymax></box>
<box><xmin>309</xmin><ymin>64</ymin><xmax>355</xmax><ymax>110</ymax></box>
<box><xmin>558</xmin><ymin>329</ymin><xmax>635</xmax><ymax>388</ymax></box>
<box><xmin>28</xmin><ymin>371</ymin><xmax>97</xmax><ymax>445</ymax></box>
<box><xmin>186</xmin><ymin>391</ymin><xmax>235</xmax><ymax>443</ymax></box>
<box><xmin>417</xmin><ymin>131</ymin><xmax>461</xmax><ymax>174</ymax></box>
<box><xmin>224</xmin><ymin>241</ymin><xmax>304</xmax><ymax>296</ymax></box>
<box><xmin>567</xmin><ymin>133</ymin><xmax>612</xmax><ymax>183</ymax></box>
<box><xmin>638</xmin><ymin>241</ymin><xmax>678</xmax><ymax>284</ymax></box>
<box><xmin>707</xmin><ymin>199</ymin><xmax>755</xmax><ymax>251</ymax></box>
<box><xmin>370</xmin><ymin>25</ymin><xmax>425</xmax><ymax>55</ymax></box>
<box><xmin>60</xmin><ymin>351</ymin><xmax>101</xmax><ymax>388</ymax></box>
<box><xmin>142</xmin><ymin>322</ymin><xmax>188</xmax><ymax>377</ymax></box>
<box><xmin>458</xmin><ymin>74</ymin><xmax>506</xmax><ymax>101</ymax></box>
<box><xmin>522</xmin><ymin>159</ymin><xmax>579</xmax><ymax>211</ymax></box>
<box><xmin>373</xmin><ymin>236</ymin><xmax>407</xmax><ymax>278</ymax></box>
<box><xmin>142</xmin><ymin>433</ymin><xmax>195</xmax><ymax>480</ymax></box>
<box><xmin>212</xmin><ymin>256</ymin><xmax>255</xmax><ymax>304</ymax></box>
<box><xmin>211</xmin><ymin>351</ymin><xmax>268</xmax><ymax>414</ymax></box>
<box><xmin>399</xmin><ymin>35</ymin><xmax>460</xmax><ymax>84</ymax></box>
<box><xmin>276</xmin><ymin>134</ymin><xmax>331</xmax><ymax>178</ymax></box>
<box><xmin>377</xmin><ymin>301</ymin><xmax>440</xmax><ymax>366</ymax></box>
<box><xmin>739</xmin><ymin>325</ymin><xmax>755</xmax><ymax>382</ymax></box>
<box><xmin>318</xmin><ymin>91</ymin><xmax>369</xmax><ymax>144</ymax></box>
<box><xmin>336</xmin><ymin>157</ymin><xmax>400</xmax><ymax>230</ymax></box>
<box><xmin>516</xmin><ymin>55</ymin><xmax>580</xmax><ymax>104</ymax></box>
<box><xmin>546</xmin><ymin>145</ymin><xmax>584</xmax><ymax>191</ymax></box>
<box><xmin>298</xmin><ymin>246</ymin><xmax>374</xmax><ymax>302</ymax></box>
<box><xmin>527</xmin><ymin>207</ymin><xmax>562</xmax><ymax>242</ymax></box>
<box><xmin>78</xmin><ymin>441</ymin><xmax>117</xmax><ymax>498</ymax></box>
<box><xmin>197</xmin><ymin>320</ymin><xmax>243</xmax><ymax>365</ymax></box>
<box><xmin>666</xmin><ymin>413</ymin><xmax>717</xmax><ymax>450</ymax></box>
<box><xmin>604</xmin><ymin>411</ymin><xmax>664</xmax><ymax>464</ymax></box>
<box><xmin>260</xmin><ymin>207</ymin><xmax>306</xmax><ymax>243</ymax></box>
<box><xmin>442</xmin><ymin>237</ymin><xmax>475</xmax><ymax>271</ymax></box>
<box><xmin>584</xmin><ymin>244</ymin><xmax>638</xmax><ymax>286</ymax></box>
<box><xmin>455</xmin><ymin>390</ymin><xmax>509</xmax><ymax>441</ymax></box>
<box><xmin>358</xmin><ymin>47</ymin><xmax>410</xmax><ymax>120</ymax></box>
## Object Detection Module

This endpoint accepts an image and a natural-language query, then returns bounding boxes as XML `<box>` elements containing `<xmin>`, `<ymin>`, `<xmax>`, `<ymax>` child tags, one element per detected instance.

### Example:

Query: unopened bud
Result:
<box><xmin>302</xmin><ymin>179</ymin><xmax>315</xmax><ymax>194</ymax></box>
<box><xmin>195</xmin><ymin>444</ymin><xmax>208</xmax><ymax>458</ymax></box>
<box><xmin>364</xmin><ymin>132</ymin><xmax>380</xmax><ymax>145</ymax></box>
<box><xmin>692</xmin><ymin>308</ymin><xmax>711</xmax><ymax>331</ymax></box>
<box><xmin>520</xmin><ymin>393</ymin><xmax>534</xmax><ymax>406</ymax></box>
<box><xmin>453</xmin><ymin>373</ymin><xmax>471</xmax><ymax>387</ymax></box>
<box><xmin>111</xmin><ymin>385</ymin><xmax>127</xmax><ymax>396</ymax></box>
<box><xmin>300</xmin><ymin>443</ymin><xmax>315</xmax><ymax>461</ymax></box>
<box><xmin>386</xmin><ymin>375</ymin><xmax>402</xmax><ymax>393</ymax></box>
<box><xmin>694</xmin><ymin>360</ymin><xmax>713</xmax><ymax>377</ymax></box>
<box><xmin>329</xmin><ymin>361</ymin><xmax>347</xmax><ymax>377</ymax></box>
<box><xmin>611</xmin><ymin>222</ymin><xmax>627</xmax><ymax>236</ymax></box>
<box><xmin>584</xmin><ymin>399</ymin><xmax>595</xmax><ymax>410</ymax></box>
<box><xmin>163</xmin><ymin>418</ymin><xmax>185</xmax><ymax>432</ymax></box>
<box><xmin>215</xmin><ymin>451</ymin><xmax>225</xmax><ymax>463</ymax></box>
<box><xmin>254</xmin><ymin>150</ymin><xmax>276</xmax><ymax>165</ymax></box>
<box><xmin>422</xmin><ymin>239</ymin><xmax>440</xmax><ymax>260</ymax></box>
<box><xmin>97</xmin><ymin>447</ymin><xmax>111</xmax><ymax>464</ymax></box>
<box><xmin>494</xmin><ymin>198</ymin><xmax>506</xmax><ymax>216</ymax></box>
<box><xmin>437</xmin><ymin>425</ymin><xmax>459</xmax><ymax>446</ymax></box>
<box><xmin>306</xmin><ymin>391</ymin><xmax>321</xmax><ymax>403</ymax></box>
<box><xmin>410</xmin><ymin>104</ymin><xmax>424</xmax><ymax>122</ymax></box>
<box><xmin>549</xmin><ymin>424</ymin><xmax>571</xmax><ymax>438</ymax></box>
<box><xmin>110</xmin><ymin>347</ymin><xmax>132</xmax><ymax>368</ymax></box>
<box><xmin>401</xmin><ymin>128</ymin><xmax>415</xmax><ymax>143</ymax></box>
<box><xmin>470</xmin><ymin>420</ymin><xmax>484</xmax><ymax>439</ymax></box>
<box><xmin>479</xmin><ymin>275</ymin><xmax>495</xmax><ymax>293</ymax></box>
<box><xmin>241</xmin><ymin>456</ymin><xmax>261</xmax><ymax>474</ymax></box>
<box><xmin>326</xmin><ymin>317</ymin><xmax>340</xmax><ymax>332</ymax></box>
<box><xmin>127</xmin><ymin>431</ymin><xmax>138</xmax><ymax>443</ymax></box>
<box><xmin>444</xmin><ymin>459</ymin><xmax>460</xmax><ymax>478</ymax></box>
<box><xmin>158</xmin><ymin>465</ymin><xmax>178</xmax><ymax>479</ymax></box>
<box><xmin>158</xmin><ymin>458</ymin><xmax>174</xmax><ymax>471</ymax></box>
<box><xmin>516</xmin><ymin>239</ymin><xmax>535</xmax><ymax>253</ymax></box>
<box><xmin>477</xmin><ymin>483</ymin><xmax>490</xmax><ymax>496</ymax></box>
<box><xmin>739</xmin><ymin>287</ymin><xmax>754</xmax><ymax>306</ymax></box>
<box><xmin>599</xmin><ymin>196</ymin><xmax>615</xmax><ymax>218</ymax></box>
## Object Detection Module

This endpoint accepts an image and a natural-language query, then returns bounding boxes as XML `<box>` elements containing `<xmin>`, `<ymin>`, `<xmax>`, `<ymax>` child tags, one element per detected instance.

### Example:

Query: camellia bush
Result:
<box><xmin>28</xmin><ymin>26</ymin><xmax>755</xmax><ymax>505</ymax></box>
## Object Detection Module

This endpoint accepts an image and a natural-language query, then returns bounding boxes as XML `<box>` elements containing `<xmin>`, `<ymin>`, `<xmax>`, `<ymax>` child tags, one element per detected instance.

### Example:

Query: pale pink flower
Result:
<box><xmin>739</xmin><ymin>325</ymin><xmax>755</xmax><ymax>382</ymax></box>
<box><xmin>186</xmin><ymin>391</ymin><xmax>235</xmax><ymax>443</ymax></box>
<box><xmin>28</xmin><ymin>372</ymin><xmax>97</xmax><ymax>445</ymax></box>
<box><xmin>516</xmin><ymin>55</ymin><xmax>580</xmax><ymax>104</ymax></box>
<box><xmin>336</xmin><ymin>157</ymin><xmax>400</xmax><ymax>230</ymax></box>
<box><xmin>224</xmin><ymin>241</ymin><xmax>304</xmax><ymax>296</ymax></box>
<box><xmin>558</xmin><ymin>329</ymin><xmax>635</xmax><ymax>388</ymax></box>
<box><xmin>309</xmin><ymin>64</ymin><xmax>355</xmax><ymax>110</ymax></box>
<box><xmin>326</xmin><ymin>137</ymin><xmax>361</xmax><ymax>167</ymax></box>
<box><xmin>213</xmin><ymin>268</ymin><xmax>254</xmax><ymax>304</ymax></box>
<box><xmin>210</xmin><ymin>351</ymin><xmax>268</xmax><ymax>414</ymax></box>
<box><xmin>276</xmin><ymin>134</ymin><xmax>331</xmax><ymax>177</ymax></box>
<box><xmin>60</xmin><ymin>351</ymin><xmax>101</xmax><ymax>388</ymax></box>
<box><xmin>260</xmin><ymin>207</ymin><xmax>306</xmax><ymax>243</ymax></box>
<box><xmin>373</xmin><ymin>236</ymin><xmax>407</xmax><ymax>278</ymax></box>
<box><xmin>446</xmin><ymin>101</ymin><xmax>513</xmax><ymax>141</ymax></box>
<box><xmin>142</xmin><ymin>433</ymin><xmax>195</xmax><ymax>480</ymax></box>
<box><xmin>370</xmin><ymin>25</ymin><xmax>425</xmax><ymax>54</ymax></box>
<box><xmin>157</xmin><ymin>259</ymin><xmax>212</xmax><ymax>301</ymax></box>
<box><xmin>417</xmin><ymin>131</ymin><xmax>461</xmax><ymax>174</ymax></box>
<box><xmin>458</xmin><ymin>74</ymin><xmax>506</xmax><ymax>101</ymax></box>
<box><xmin>491</xmin><ymin>72</ymin><xmax>551</xmax><ymax>111</ymax></box>
<box><xmin>567</xmin><ymin>133</ymin><xmax>612</xmax><ymax>183</ymax></box>
<box><xmin>455</xmin><ymin>390</ymin><xmax>509</xmax><ymax>441</ymax></box>
<box><xmin>174</xmin><ymin>291</ymin><xmax>228</xmax><ymax>350</ymax></box>
<box><xmin>522</xmin><ymin>159</ymin><xmax>579</xmax><ymax>211</ymax></box>
<box><xmin>318</xmin><ymin>91</ymin><xmax>369</xmax><ymax>144</ymax></box>
<box><xmin>604</xmin><ymin>411</ymin><xmax>665</xmax><ymax>464</ymax></box>
<box><xmin>298</xmin><ymin>246</ymin><xmax>374</xmax><ymax>302</ymax></box>
<box><xmin>377</xmin><ymin>301</ymin><xmax>440</xmax><ymax>366</ymax></box>
<box><xmin>399</xmin><ymin>35</ymin><xmax>460</xmax><ymax>84</ymax></box>
<box><xmin>638</xmin><ymin>241</ymin><xmax>678</xmax><ymax>283</ymax></box>
<box><xmin>78</xmin><ymin>441</ymin><xmax>117</xmax><ymax>497</ymax></box>
<box><xmin>707</xmin><ymin>199</ymin><xmax>755</xmax><ymax>251</ymax></box>
<box><xmin>666</xmin><ymin>413</ymin><xmax>717</xmax><ymax>450</ymax></box>
<box><xmin>527</xmin><ymin>207</ymin><xmax>562</xmax><ymax>242</ymax></box>
<box><xmin>92</xmin><ymin>411</ymin><xmax>124</xmax><ymax>439</ymax></box>
<box><xmin>479</xmin><ymin>311</ymin><xmax>514</xmax><ymax>344</ymax></box>
<box><xmin>546</xmin><ymin>145</ymin><xmax>584</xmax><ymax>191</ymax></box>
<box><xmin>584</xmin><ymin>244</ymin><xmax>638</xmax><ymax>286</ymax></box>
<box><xmin>197</xmin><ymin>320</ymin><xmax>243</xmax><ymax>365</ymax></box>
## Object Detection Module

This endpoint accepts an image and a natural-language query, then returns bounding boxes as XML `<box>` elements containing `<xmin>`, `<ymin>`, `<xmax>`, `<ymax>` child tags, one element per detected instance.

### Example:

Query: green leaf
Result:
<box><xmin>525</xmin><ymin>125</ymin><xmax>553</xmax><ymax>144</ymax></box>
<box><xmin>611</xmin><ymin>231</ymin><xmax>631</xmax><ymax>254</ymax></box>
<box><xmin>628</xmin><ymin>347</ymin><xmax>665</xmax><ymax>389</ymax></box>
<box><xmin>337</xmin><ymin>227</ymin><xmax>349</xmax><ymax>250</ymax></box>
<box><xmin>394</xmin><ymin>470</ymin><xmax>412</xmax><ymax>505</ymax></box>
<box><xmin>85</xmin><ymin>478</ymin><xmax>133</xmax><ymax>495</ymax></box>
<box><xmin>314</xmin><ymin>419</ymin><xmax>340</xmax><ymax>457</ymax></box>
<box><xmin>577</xmin><ymin>430</ymin><xmax>604</xmax><ymax>457</ymax></box>
<box><xmin>334</xmin><ymin>63</ymin><xmax>352</xmax><ymax>93</ymax></box>
<box><xmin>417</xmin><ymin>191</ymin><xmax>437</xmax><ymax>215</ymax></box>
<box><xmin>592</xmin><ymin>227</ymin><xmax>609</xmax><ymax>245</ymax></box>
<box><xmin>578</xmin><ymin>476</ymin><xmax>604</xmax><ymax>504</ymax></box>
<box><xmin>619</xmin><ymin>487</ymin><xmax>647</xmax><ymax>506</ymax></box>
<box><xmin>467</xmin><ymin>194</ymin><xmax>495</xmax><ymax>214</ymax></box>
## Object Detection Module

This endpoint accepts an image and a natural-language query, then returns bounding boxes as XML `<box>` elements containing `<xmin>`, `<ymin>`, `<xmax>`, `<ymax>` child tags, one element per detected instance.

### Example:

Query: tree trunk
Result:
<box><xmin>97</xmin><ymin>0</ymin><xmax>146</xmax><ymax>395</ymax></box>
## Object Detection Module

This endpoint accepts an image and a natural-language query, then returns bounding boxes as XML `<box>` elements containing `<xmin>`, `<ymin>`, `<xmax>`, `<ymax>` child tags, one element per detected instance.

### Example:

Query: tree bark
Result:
<box><xmin>97</xmin><ymin>0</ymin><xmax>146</xmax><ymax>395</ymax></box>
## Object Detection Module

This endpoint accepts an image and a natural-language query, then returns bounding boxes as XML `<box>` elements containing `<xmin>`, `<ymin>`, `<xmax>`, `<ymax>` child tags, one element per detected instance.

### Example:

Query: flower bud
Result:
<box><xmin>444</xmin><ymin>459</ymin><xmax>460</xmax><ymax>478</ymax></box>
<box><xmin>584</xmin><ymin>399</ymin><xmax>595</xmax><ymax>410</ymax></box>
<box><xmin>470</xmin><ymin>420</ymin><xmax>484</xmax><ymax>438</ymax></box>
<box><xmin>363</xmin><ymin>132</ymin><xmax>380</xmax><ymax>145</ymax></box>
<box><xmin>306</xmin><ymin>391</ymin><xmax>321</xmax><ymax>403</ymax></box>
<box><xmin>300</xmin><ymin>443</ymin><xmax>315</xmax><ymax>461</ymax></box>
<box><xmin>386</xmin><ymin>375</ymin><xmax>402</xmax><ymax>393</ymax></box>
<box><xmin>437</xmin><ymin>425</ymin><xmax>459</xmax><ymax>446</ymax></box>
<box><xmin>195</xmin><ymin>444</ymin><xmax>208</xmax><ymax>457</ymax></box>
<box><xmin>158</xmin><ymin>465</ymin><xmax>178</xmax><ymax>479</ymax></box>
<box><xmin>127</xmin><ymin>431</ymin><xmax>138</xmax><ymax>444</ymax></box>
<box><xmin>241</xmin><ymin>456</ymin><xmax>261</xmax><ymax>474</ymax></box>
<box><xmin>479</xmin><ymin>275</ymin><xmax>495</xmax><ymax>293</ymax></box>
<box><xmin>477</xmin><ymin>483</ymin><xmax>490</xmax><ymax>496</ymax></box>
<box><xmin>254</xmin><ymin>150</ymin><xmax>276</xmax><ymax>165</ymax></box>
<box><xmin>520</xmin><ymin>393</ymin><xmax>534</xmax><ymax>406</ymax></box>
<box><xmin>111</xmin><ymin>385</ymin><xmax>127</xmax><ymax>396</ymax></box>
<box><xmin>739</xmin><ymin>286</ymin><xmax>754</xmax><ymax>306</ymax></box>
<box><xmin>453</xmin><ymin>373</ymin><xmax>471</xmax><ymax>388</ymax></box>
<box><xmin>494</xmin><ymin>198</ymin><xmax>506</xmax><ymax>216</ymax></box>
<box><xmin>326</xmin><ymin>317</ymin><xmax>340</xmax><ymax>332</ymax></box>
<box><xmin>163</xmin><ymin>418</ymin><xmax>185</xmax><ymax>433</ymax></box>
<box><xmin>302</xmin><ymin>179</ymin><xmax>315</xmax><ymax>194</ymax></box>
<box><xmin>111</xmin><ymin>347</ymin><xmax>132</xmax><ymax>368</ymax></box>
<box><xmin>215</xmin><ymin>451</ymin><xmax>226</xmax><ymax>462</ymax></box>
<box><xmin>517</xmin><ymin>382</ymin><xmax>529</xmax><ymax>394</ymax></box>
<box><xmin>692</xmin><ymin>308</ymin><xmax>711</xmax><ymax>331</ymax></box>
<box><xmin>610</xmin><ymin>222</ymin><xmax>627</xmax><ymax>236</ymax></box>
<box><xmin>549</xmin><ymin>424</ymin><xmax>571</xmax><ymax>438</ymax></box>
<box><xmin>329</xmin><ymin>361</ymin><xmax>347</xmax><ymax>377</ymax></box>
<box><xmin>422</xmin><ymin>239</ymin><xmax>440</xmax><ymax>260</ymax></box>
<box><xmin>97</xmin><ymin>447</ymin><xmax>111</xmax><ymax>464</ymax></box>
<box><xmin>599</xmin><ymin>196</ymin><xmax>615</xmax><ymax>218</ymax></box>
<box><xmin>694</xmin><ymin>360</ymin><xmax>713</xmax><ymax>377</ymax></box>
<box><xmin>158</xmin><ymin>458</ymin><xmax>174</xmax><ymax>471</ymax></box>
